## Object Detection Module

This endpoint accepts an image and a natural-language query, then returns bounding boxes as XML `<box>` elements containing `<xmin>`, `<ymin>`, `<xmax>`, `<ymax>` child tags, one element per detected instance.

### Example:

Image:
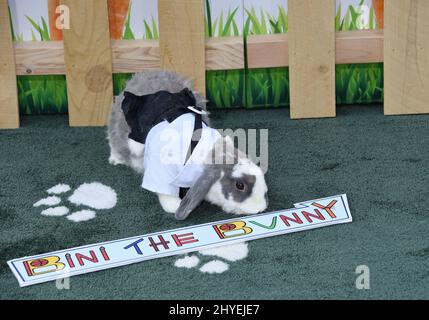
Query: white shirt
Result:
<box><xmin>142</xmin><ymin>113</ymin><xmax>222</xmax><ymax>197</ymax></box>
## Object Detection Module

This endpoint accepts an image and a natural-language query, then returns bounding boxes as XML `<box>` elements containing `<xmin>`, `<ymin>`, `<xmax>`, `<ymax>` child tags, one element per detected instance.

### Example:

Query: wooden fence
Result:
<box><xmin>0</xmin><ymin>0</ymin><xmax>428</xmax><ymax>128</ymax></box>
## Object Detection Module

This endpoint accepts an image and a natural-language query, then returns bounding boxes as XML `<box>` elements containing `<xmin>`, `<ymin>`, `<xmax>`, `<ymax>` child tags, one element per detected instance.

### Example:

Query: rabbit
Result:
<box><xmin>107</xmin><ymin>70</ymin><xmax>268</xmax><ymax>220</ymax></box>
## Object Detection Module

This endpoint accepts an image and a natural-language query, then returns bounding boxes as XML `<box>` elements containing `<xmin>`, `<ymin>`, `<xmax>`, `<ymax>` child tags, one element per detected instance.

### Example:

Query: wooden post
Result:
<box><xmin>0</xmin><ymin>0</ymin><xmax>19</xmax><ymax>129</ymax></box>
<box><xmin>288</xmin><ymin>0</ymin><xmax>336</xmax><ymax>119</ymax></box>
<box><xmin>158</xmin><ymin>0</ymin><xmax>206</xmax><ymax>95</ymax></box>
<box><xmin>61</xmin><ymin>0</ymin><xmax>113</xmax><ymax>127</ymax></box>
<box><xmin>384</xmin><ymin>0</ymin><xmax>429</xmax><ymax>115</ymax></box>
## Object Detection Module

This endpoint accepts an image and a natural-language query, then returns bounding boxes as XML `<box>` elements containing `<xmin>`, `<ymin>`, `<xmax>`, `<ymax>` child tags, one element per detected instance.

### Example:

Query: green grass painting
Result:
<box><xmin>336</xmin><ymin>0</ymin><xmax>376</xmax><ymax>31</ymax></box>
<box><xmin>245</xmin><ymin>5</ymin><xmax>288</xmax><ymax>35</ymax></box>
<box><xmin>10</xmin><ymin>10</ymin><xmax>69</xmax><ymax>115</ymax></box>
<box><xmin>335</xmin><ymin>1</ymin><xmax>384</xmax><ymax>105</ymax></box>
<box><xmin>336</xmin><ymin>63</ymin><xmax>383</xmax><ymax>105</ymax></box>
<box><xmin>205</xmin><ymin>6</ymin><xmax>241</xmax><ymax>38</ymax></box>
<box><xmin>206</xmin><ymin>69</ymin><xmax>245</xmax><ymax>109</ymax></box>
<box><xmin>17</xmin><ymin>75</ymin><xmax>68</xmax><ymax>115</ymax></box>
<box><xmin>206</xmin><ymin>1</ymin><xmax>290</xmax><ymax>109</ymax></box>
<box><xmin>9</xmin><ymin>5</ymin><xmax>23</xmax><ymax>42</ymax></box>
<box><xmin>25</xmin><ymin>15</ymin><xmax>50</xmax><ymax>41</ymax></box>
<box><xmin>205</xmin><ymin>0</ymin><xmax>245</xmax><ymax>109</ymax></box>
<box><xmin>244</xmin><ymin>5</ymin><xmax>289</xmax><ymax>109</ymax></box>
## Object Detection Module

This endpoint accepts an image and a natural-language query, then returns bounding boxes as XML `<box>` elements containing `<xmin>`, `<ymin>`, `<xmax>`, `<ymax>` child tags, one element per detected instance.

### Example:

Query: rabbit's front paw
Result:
<box><xmin>109</xmin><ymin>152</ymin><xmax>126</xmax><ymax>166</ymax></box>
<box><xmin>158</xmin><ymin>194</ymin><xmax>181</xmax><ymax>213</ymax></box>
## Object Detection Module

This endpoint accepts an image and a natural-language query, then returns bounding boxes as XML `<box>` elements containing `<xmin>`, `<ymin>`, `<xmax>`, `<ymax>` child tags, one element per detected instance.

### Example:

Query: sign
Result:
<box><xmin>8</xmin><ymin>194</ymin><xmax>352</xmax><ymax>287</ymax></box>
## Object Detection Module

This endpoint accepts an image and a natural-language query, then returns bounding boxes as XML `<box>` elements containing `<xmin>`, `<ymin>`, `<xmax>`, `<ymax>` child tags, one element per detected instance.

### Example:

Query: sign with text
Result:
<box><xmin>8</xmin><ymin>195</ymin><xmax>352</xmax><ymax>287</ymax></box>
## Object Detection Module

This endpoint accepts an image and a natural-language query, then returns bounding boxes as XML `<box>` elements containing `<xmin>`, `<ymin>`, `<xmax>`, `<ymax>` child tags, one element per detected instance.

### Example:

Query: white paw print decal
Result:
<box><xmin>174</xmin><ymin>242</ymin><xmax>249</xmax><ymax>274</ymax></box>
<box><xmin>33</xmin><ymin>182</ymin><xmax>117</xmax><ymax>222</ymax></box>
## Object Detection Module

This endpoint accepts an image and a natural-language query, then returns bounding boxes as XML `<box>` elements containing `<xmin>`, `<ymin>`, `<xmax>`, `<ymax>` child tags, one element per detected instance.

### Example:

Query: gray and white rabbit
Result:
<box><xmin>107</xmin><ymin>70</ymin><xmax>268</xmax><ymax>220</ymax></box>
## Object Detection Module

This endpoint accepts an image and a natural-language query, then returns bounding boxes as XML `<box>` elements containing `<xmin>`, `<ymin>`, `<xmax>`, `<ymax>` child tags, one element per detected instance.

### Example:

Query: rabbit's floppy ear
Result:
<box><xmin>175</xmin><ymin>136</ymin><xmax>238</xmax><ymax>220</ymax></box>
<box><xmin>175</xmin><ymin>165</ymin><xmax>222</xmax><ymax>220</ymax></box>
<box><xmin>121</xmin><ymin>91</ymin><xmax>145</xmax><ymax>143</ymax></box>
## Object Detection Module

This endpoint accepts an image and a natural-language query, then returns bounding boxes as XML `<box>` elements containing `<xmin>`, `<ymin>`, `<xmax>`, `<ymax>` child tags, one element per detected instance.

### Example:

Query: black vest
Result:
<box><xmin>121</xmin><ymin>88</ymin><xmax>201</xmax><ymax>145</ymax></box>
<box><xmin>121</xmin><ymin>88</ymin><xmax>205</xmax><ymax>199</ymax></box>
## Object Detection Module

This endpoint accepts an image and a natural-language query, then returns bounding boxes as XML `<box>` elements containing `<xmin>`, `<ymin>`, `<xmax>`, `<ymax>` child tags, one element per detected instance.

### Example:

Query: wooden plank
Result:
<box><xmin>14</xmin><ymin>41</ymin><xmax>65</xmax><ymax>75</ymax></box>
<box><xmin>13</xmin><ymin>30</ymin><xmax>383</xmax><ymax>75</ymax></box>
<box><xmin>247</xmin><ymin>34</ymin><xmax>289</xmax><ymax>69</ymax></box>
<box><xmin>248</xmin><ymin>31</ymin><xmax>383</xmax><ymax>69</ymax></box>
<box><xmin>14</xmin><ymin>40</ymin><xmax>159</xmax><ymax>75</ymax></box>
<box><xmin>0</xmin><ymin>0</ymin><xmax>19</xmax><ymax>129</ymax></box>
<box><xmin>61</xmin><ymin>0</ymin><xmax>113</xmax><ymax>127</ymax></box>
<box><xmin>288</xmin><ymin>0</ymin><xmax>336</xmax><ymax>119</ymax></box>
<box><xmin>206</xmin><ymin>37</ymin><xmax>244</xmax><ymax>70</ymax></box>
<box><xmin>158</xmin><ymin>0</ymin><xmax>206</xmax><ymax>95</ymax></box>
<box><xmin>336</xmin><ymin>30</ymin><xmax>384</xmax><ymax>64</ymax></box>
<box><xmin>111</xmin><ymin>39</ymin><xmax>160</xmax><ymax>73</ymax></box>
<box><xmin>384</xmin><ymin>0</ymin><xmax>429</xmax><ymax>115</ymax></box>
<box><xmin>14</xmin><ymin>37</ymin><xmax>244</xmax><ymax>75</ymax></box>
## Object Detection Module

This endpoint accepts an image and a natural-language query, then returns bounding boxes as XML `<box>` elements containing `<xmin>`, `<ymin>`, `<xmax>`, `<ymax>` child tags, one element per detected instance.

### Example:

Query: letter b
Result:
<box><xmin>23</xmin><ymin>256</ymin><xmax>65</xmax><ymax>277</ymax></box>
<box><xmin>213</xmin><ymin>221</ymin><xmax>253</xmax><ymax>239</ymax></box>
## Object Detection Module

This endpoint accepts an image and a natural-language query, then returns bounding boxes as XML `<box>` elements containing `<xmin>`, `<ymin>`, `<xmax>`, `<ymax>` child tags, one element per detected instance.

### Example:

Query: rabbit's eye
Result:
<box><xmin>235</xmin><ymin>182</ymin><xmax>245</xmax><ymax>191</ymax></box>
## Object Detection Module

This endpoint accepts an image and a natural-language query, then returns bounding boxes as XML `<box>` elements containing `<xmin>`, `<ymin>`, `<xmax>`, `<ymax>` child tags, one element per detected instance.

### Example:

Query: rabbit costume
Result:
<box><xmin>107</xmin><ymin>70</ymin><xmax>268</xmax><ymax>220</ymax></box>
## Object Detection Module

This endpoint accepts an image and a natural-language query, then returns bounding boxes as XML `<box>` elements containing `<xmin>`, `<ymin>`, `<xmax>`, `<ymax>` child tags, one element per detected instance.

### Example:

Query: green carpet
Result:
<box><xmin>0</xmin><ymin>105</ymin><xmax>428</xmax><ymax>300</ymax></box>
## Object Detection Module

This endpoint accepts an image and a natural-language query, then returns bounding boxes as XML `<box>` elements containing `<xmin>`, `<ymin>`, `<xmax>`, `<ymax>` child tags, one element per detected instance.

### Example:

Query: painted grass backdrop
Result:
<box><xmin>9</xmin><ymin>0</ymin><xmax>384</xmax><ymax>114</ymax></box>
